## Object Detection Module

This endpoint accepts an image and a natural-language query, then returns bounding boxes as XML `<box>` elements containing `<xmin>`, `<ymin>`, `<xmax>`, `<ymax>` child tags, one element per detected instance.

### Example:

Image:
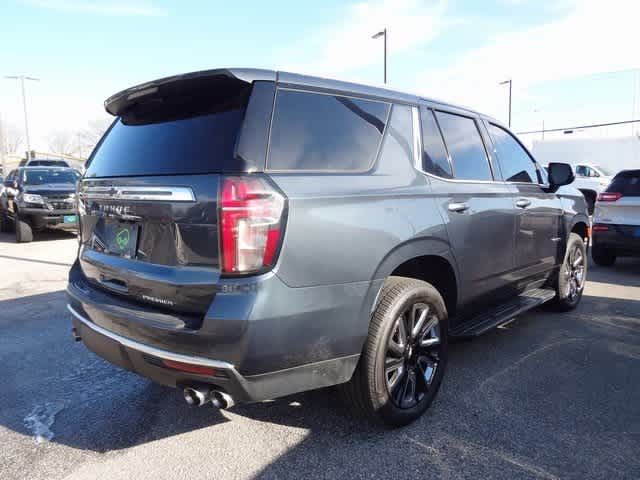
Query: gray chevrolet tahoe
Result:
<box><xmin>67</xmin><ymin>68</ymin><xmax>589</xmax><ymax>427</ymax></box>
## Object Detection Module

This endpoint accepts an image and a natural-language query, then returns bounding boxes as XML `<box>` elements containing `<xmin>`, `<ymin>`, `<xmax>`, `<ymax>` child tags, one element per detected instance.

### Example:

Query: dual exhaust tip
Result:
<box><xmin>183</xmin><ymin>385</ymin><xmax>234</xmax><ymax>409</ymax></box>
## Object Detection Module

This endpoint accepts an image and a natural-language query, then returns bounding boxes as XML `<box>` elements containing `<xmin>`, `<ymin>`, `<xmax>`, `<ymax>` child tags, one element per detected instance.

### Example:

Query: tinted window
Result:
<box><xmin>86</xmin><ymin>82</ymin><xmax>250</xmax><ymax>178</ymax></box>
<box><xmin>29</xmin><ymin>160</ymin><xmax>68</xmax><ymax>167</ymax></box>
<box><xmin>23</xmin><ymin>169</ymin><xmax>77</xmax><ymax>185</ymax></box>
<box><xmin>377</xmin><ymin>104</ymin><xmax>413</xmax><ymax>168</ymax></box>
<box><xmin>420</xmin><ymin>109</ymin><xmax>452</xmax><ymax>178</ymax></box>
<box><xmin>268</xmin><ymin>90</ymin><xmax>389</xmax><ymax>171</ymax></box>
<box><xmin>435</xmin><ymin>111</ymin><xmax>492</xmax><ymax>181</ymax></box>
<box><xmin>607</xmin><ymin>170</ymin><xmax>640</xmax><ymax>196</ymax></box>
<box><xmin>488</xmin><ymin>124</ymin><xmax>539</xmax><ymax>183</ymax></box>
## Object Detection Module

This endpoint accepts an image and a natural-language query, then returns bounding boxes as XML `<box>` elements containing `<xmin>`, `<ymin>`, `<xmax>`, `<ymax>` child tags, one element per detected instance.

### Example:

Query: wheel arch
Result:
<box><xmin>368</xmin><ymin>238</ymin><xmax>459</xmax><ymax>320</ymax></box>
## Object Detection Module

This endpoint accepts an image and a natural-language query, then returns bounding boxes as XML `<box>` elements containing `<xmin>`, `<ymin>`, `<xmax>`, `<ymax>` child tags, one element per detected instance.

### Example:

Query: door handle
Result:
<box><xmin>448</xmin><ymin>202</ymin><xmax>469</xmax><ymax>213</ymax></box>
<box><xmin>516</xmin><ymin>199</ymin><xmax>532</xmax><ymax>209</ymax></box>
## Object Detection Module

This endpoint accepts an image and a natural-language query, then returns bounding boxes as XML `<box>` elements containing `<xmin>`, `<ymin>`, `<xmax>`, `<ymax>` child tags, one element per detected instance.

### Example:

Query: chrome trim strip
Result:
<box><xmin>81</xmin><ymin>185</ymin><xmax>196</xmax><ymax>202</ymax></box>
<box><xmin>412</xmin><ymin>106</ymin><xmax>422</xmax><ymax>171</ymax></box>
<box><xmin>67</xmin><ymin>304</ymin><xmax>234</xmax><ymax>369</ymax></box>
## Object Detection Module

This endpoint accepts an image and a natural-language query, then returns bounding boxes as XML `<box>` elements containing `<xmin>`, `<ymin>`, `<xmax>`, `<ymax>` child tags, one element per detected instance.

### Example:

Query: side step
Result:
<box><xmin>450</xmin><ymin>288</ymin><xmax>556</xmax><ymax>339</ymax></box>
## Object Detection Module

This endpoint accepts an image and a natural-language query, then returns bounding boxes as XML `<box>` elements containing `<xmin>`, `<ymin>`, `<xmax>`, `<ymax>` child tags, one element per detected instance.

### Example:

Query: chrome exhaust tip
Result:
<box><xmin>183</xmin><ymin>386</ymin><xmax>212</xmax><ymax>407</ymax></box>
<box><xmin>211</xmin><ymin>390</ymin><xmax>235</xmax><ymax>410</ymax></box>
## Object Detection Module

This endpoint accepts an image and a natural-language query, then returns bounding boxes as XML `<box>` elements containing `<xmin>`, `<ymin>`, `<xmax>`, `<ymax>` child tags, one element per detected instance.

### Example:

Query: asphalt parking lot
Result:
<box><xmin>0</xmin><ymin>232</ymin><xmax>639</xmax><ymax>480</ymax></box>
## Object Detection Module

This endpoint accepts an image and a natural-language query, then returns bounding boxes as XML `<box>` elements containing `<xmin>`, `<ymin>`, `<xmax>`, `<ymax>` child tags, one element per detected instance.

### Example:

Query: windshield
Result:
<box><xmin>593</xmin><ymin>165</ymin><xmax>615</xmax><ymax>176</ymax></box>
<box><xmin>22</xmin><ymin>169</ymin><xmax>78</xmax><ymax>185</ymax></box>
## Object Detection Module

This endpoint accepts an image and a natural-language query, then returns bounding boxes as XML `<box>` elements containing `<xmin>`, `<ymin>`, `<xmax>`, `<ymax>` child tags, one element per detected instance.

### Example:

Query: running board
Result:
<box><xmin>450</xmin><ymin>288</ymin><xmax>556</xmax><ymax>338</ymax></box>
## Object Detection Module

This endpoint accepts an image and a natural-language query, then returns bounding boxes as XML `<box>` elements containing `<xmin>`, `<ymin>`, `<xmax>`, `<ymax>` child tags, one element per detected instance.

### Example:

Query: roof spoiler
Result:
<box><xmin>104</xmin><ymin>68</ymin><xmax>276</xmax><ymax>116</ymax></box>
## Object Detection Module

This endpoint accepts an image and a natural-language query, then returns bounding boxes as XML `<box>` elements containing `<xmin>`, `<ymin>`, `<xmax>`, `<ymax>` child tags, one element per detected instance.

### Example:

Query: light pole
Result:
<box><xmin>5</xmin><ymin>75</ymin><xmax>40</xmax><ymax>154</ymax></box>
<box><xmin>372</xmin><ymin>28</ymin><xmax>387</xmax><ymax>84</ymax></box>
<box><xmin>499</xmin><ymin>79</ymin><xmax>512</xmax><ymax>127</ymax></box>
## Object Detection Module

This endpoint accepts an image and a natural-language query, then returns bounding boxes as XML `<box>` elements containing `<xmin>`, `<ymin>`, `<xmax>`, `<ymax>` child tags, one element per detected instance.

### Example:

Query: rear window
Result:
<box><xmin>28</xmin><ymin>160</ymin><xmax>69</xmax><ymax>167</ymax></box>
<box><xmin>435</xmin><ymin>111</ymin><xmax>492</xmax><ymax>181</ymax></box>
<box><xmin>267</xmin><ymin>89</ymin><xmax>389</xmax><ymax>171</ymax></box>
<box><xmin>85</xmin><ymin>81</ymin><xmax>250</xmax><ymax>178</ymax></box>
<box><xmin>607</xmin><ymin>170</ymin><xmax>640</xmax><ymax>196</ymax></box>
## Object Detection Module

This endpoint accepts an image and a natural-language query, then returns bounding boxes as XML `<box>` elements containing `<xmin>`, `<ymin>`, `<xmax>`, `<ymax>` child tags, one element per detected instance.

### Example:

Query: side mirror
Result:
<box><xmin>547</xmin><ymin>162</ymin><xmax>574</xmax><ymax>191</ymax></box>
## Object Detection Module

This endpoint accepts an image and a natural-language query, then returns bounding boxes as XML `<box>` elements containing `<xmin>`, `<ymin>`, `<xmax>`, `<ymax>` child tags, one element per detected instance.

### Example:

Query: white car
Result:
<box><xmin>572</xmin><ymin>163</ymin><xmax>615</xmax><ymax>214</ymax></box>
<box><xmin>592</xmin><ymin>169</ymin><xmax>640</xmax><ymax>266</ymax></box>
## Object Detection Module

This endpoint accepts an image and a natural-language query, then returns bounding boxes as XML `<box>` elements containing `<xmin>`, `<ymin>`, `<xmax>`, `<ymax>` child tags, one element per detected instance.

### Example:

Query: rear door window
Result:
<box><xmin>607</xmin><ymin>171</ymin><xmax>640</xmax><ymax>196</ymax></box>
<box><xmin>267</xmin><ymin>89</ymin><xmax>390</xmax><ymax>171</ymax></box>
<box><xmin>420</xmin><ymin>108</ymin><xmax>452</xmax><ymax>178</ymax></box>
<box><xmin>487</xmin><ymin>123</ymin><xmax>540</xmax><ymax>183</ymax></box>
<box><xmin>435</xmin><ymin>111</ymin><xmax>492</xmax><ymax>181</ymax></box>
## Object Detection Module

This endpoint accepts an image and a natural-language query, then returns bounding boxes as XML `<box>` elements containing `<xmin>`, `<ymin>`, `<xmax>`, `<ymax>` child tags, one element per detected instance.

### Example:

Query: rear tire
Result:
<box><xmin>340</xmin><ymin>276</ymin><xmax>448</xmax><ymax>427</ymax></box>
<box><xmin>15</xmin><ymin>216</ymin><xmax>33</xmax><ymax>243</ymax></box>
<box><xmin>591</xmin><ymin>245</ymin><xmax>616</xmax><ymax>267</ymax></box>
<box><xmin>550</xmin><ymin>233</ymin><xmax>587</xmax><ymax>311</ymax></box>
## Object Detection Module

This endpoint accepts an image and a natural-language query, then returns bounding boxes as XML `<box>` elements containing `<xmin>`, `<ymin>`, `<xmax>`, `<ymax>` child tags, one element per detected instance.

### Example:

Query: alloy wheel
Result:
<box><xmin>385</xmin><ymin>302</ymin><xmax>441</xmax><ymax>409</ymax></box>
<box><xmin>564</xmin><ymin>245</ymin><xmax>585</xmax><ymax>300</ymax></box>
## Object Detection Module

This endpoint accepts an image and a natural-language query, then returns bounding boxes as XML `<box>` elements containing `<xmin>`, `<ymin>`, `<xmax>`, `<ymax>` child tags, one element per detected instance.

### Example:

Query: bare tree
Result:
<box><xmin>3</xmin><ymin>122</ymin><xmax>24</xmax><ymax>154</ymax></box>
<box><xmin>47</xmin><ymin>129</ymin><xmax>75</xmax><ymax>156</ymax></box>
<box><xmin>77</xmin><ymin>117</ymin><xmax>111</xmax><ymax>157</ymax></box>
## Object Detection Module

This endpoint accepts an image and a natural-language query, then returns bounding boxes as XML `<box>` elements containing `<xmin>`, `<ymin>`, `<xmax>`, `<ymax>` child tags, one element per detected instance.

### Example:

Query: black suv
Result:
<box><xmin>68</xmin><ymin>69</ymin><xmax>589</xmax><ymax>426</ymax></box>
<box><xmin>1</xmin><ymin>167</ymin><xmax>79</xmax><ymax>242</ymax></box>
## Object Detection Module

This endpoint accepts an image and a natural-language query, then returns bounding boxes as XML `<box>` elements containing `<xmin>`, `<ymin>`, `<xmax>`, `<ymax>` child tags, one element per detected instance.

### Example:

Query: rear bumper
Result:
<box><xmin>69</xmin><ymin>303</ymin><xmax>358</xmax><ymax>402</ymax></box>
<box><xmin>67</xmin><ymin>260</ymin><xmax>380</xmax><ymax>401</ymax></box>
<box><xmin>592</xmin><ymin>224</ymin><xmax>640</xmax><ymax>256</ymax></box>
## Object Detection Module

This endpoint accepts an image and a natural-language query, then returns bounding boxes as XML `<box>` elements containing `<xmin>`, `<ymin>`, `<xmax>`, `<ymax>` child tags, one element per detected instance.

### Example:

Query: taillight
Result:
<box><xmin>597</xmin><ymin>192</ymin><xmax>622</xmax><ymax>202</ymax></box>
<box><xmin>592</xmin><ymin>224</ymin><xmax>609</xmax><ymax>232</ymax></box>
<box><xmin>219</xmin><ymin>176</ymin><xmax>286</xmax><ymax>274</ymax></box>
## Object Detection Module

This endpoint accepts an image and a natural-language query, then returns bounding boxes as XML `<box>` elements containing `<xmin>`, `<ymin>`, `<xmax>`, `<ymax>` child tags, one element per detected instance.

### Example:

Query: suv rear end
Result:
<box><xmin>68</xmin><ymin>69</ymin><xmax>373</xmax><ymax>406</ymax></box>
<box><xmin>592</xmin><ymin>169</ymin><xmax>640</xmax><ymax>265</ymax></box>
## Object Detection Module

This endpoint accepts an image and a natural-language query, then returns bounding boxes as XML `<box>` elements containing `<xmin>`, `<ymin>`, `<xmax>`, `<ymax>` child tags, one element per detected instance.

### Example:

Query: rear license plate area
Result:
<box><xmin>92</xmin><ymin>219</ymin><xmax>139</xmax><ymax>258</ymax></box>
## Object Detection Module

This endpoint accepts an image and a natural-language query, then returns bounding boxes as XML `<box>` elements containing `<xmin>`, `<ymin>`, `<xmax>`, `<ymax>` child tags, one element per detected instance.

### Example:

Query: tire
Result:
<box><xmin>0</xmin><ymin>211</ymin><xmax>13</xmax><ymax>233</ymax></box>
<box><xmin>550</xmin><ymin>233</ymin><xmax>587</xmax><ymax>311</ymax></box>
<box><xmin>592</xmin><ymin>244</ymin><xmax>616</xmax><ymax>267</ymax></box>
<box><xmin>581</xmin><ymin>191</ymin><xmax>596</xmax><ymax>216</ymax></box>
<box><xmin>15</xmin><ymin>216</ymin><xmax>33</xmax><ymax>243</ymax></box>
<box><xmin>340</xmin><ymin>276</ymin><xmax>448</xmax><ymax>427</ymax></box>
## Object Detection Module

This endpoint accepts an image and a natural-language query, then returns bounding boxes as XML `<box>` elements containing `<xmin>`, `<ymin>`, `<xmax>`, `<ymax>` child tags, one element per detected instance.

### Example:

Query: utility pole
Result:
<box><xmin>500</xmin><ymin>79</ymin><xmax>512</xmax><ymax>127</ymax></box>
<box><xmin>5</xmin><ymin>75</ymin><xmax>40</xmax><ymax>154</ymax></box>
<box><xmin>372</xmin><ymin>28</ymin><xmax>387</xmax><ymax>84</ymax></box>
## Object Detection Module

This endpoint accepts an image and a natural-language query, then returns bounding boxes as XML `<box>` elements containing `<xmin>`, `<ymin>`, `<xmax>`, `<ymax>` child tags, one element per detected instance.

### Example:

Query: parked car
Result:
<box><xmin>592</xmin><ymin>169</ymin><xmax>640</xmax><ymax>266</ymax></box>
<box><xmin>68</xmin><ymin>69</ymin><xmax>589</xmax><ymax>427</ymax></box>
<box><xmin>572</xmin><ymin>163</ymin><xmax>615</xmax><ymax>214</ymax></box>
<box><xmin>0</xmin><ymin>167</ymin><xmax>79</xmax><ymax>242</ymax></box>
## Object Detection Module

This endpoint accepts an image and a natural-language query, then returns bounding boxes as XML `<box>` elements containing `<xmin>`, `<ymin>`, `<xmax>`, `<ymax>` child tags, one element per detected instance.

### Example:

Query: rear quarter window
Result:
<box><xmin>267</xmin><ymin>89</ymin><xmax>390</xmax><ymax>171</ymax></box>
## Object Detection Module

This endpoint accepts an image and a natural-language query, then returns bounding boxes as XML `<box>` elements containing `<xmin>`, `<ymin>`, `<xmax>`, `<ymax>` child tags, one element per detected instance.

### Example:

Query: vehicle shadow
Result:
<box><xmin>1</xmin><ymin>285</ymin><xmax>639</xmax><ymax>479</ymax></box>
<box><xmin>0</xmin><ymin>230</ymin><xmax>77</xmax><ymax>244</ymax></box>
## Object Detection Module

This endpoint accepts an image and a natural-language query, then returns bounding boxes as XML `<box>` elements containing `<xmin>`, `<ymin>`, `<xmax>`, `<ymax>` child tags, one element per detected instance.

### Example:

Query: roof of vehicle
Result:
<box><xmin>104</xmin><ymin>67</ymin><xmax>502</xmax><ymax>125</ymax></box>
<box><xmin>18</xmin><ymin>166</ymin><xmax>77</xmax><ymax>171</ymax></box>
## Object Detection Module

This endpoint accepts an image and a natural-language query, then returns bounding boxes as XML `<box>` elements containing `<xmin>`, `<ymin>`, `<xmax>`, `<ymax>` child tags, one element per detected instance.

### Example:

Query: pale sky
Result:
<box><xmin>1</xmin><ymin>0</ymin><xmax>639</xmax><ymax>153</ymax></box>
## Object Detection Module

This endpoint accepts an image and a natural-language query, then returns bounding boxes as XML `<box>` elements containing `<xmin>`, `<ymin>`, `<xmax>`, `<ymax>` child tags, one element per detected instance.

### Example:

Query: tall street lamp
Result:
<box><xmin>499</xmin><ymin>79</ymin><xmax>512</xmax><ymax>127</ymax></box>
<box><xmin>5</xmin><ymin>75</ymin><xmax>40</xmax><ymax>153</ymax></box>
<box><xmin>372</xmin><ymin>28</ymin><xmax>387</xmax><ymax>84</ymax></box>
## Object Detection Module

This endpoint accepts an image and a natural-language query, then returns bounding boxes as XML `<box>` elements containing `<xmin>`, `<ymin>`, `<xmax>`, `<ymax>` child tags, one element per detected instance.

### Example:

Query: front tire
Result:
<box><xmin>341</xmin><ymin>276</ymin><xmax>448</xmax><ymax>427</ymax></box>
<box><xmin>551</xmin><ymin>233</ymin><xmax>587</xmax><ymax>311</ymax></box>
<box><xmin>15</xmin><ymin>216</ymin><xmax>33</xmax><ymax>243</ymax></box>
<box><xmin>0</xmin><ymin>211</ymin><xmax>13</xmax><ymax>233</ymax></box>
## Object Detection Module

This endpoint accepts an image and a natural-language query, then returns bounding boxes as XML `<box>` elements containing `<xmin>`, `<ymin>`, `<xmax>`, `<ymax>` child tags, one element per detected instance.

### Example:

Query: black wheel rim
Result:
<box><xmin>564</xmin><ymin>245</ymin><xmax>585</xmax><ymax>301</ymax></box>
<box><xmin>385</xmin><ymin>302</ymin><xmax>441</xmax><ymax>409</ymax></box>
